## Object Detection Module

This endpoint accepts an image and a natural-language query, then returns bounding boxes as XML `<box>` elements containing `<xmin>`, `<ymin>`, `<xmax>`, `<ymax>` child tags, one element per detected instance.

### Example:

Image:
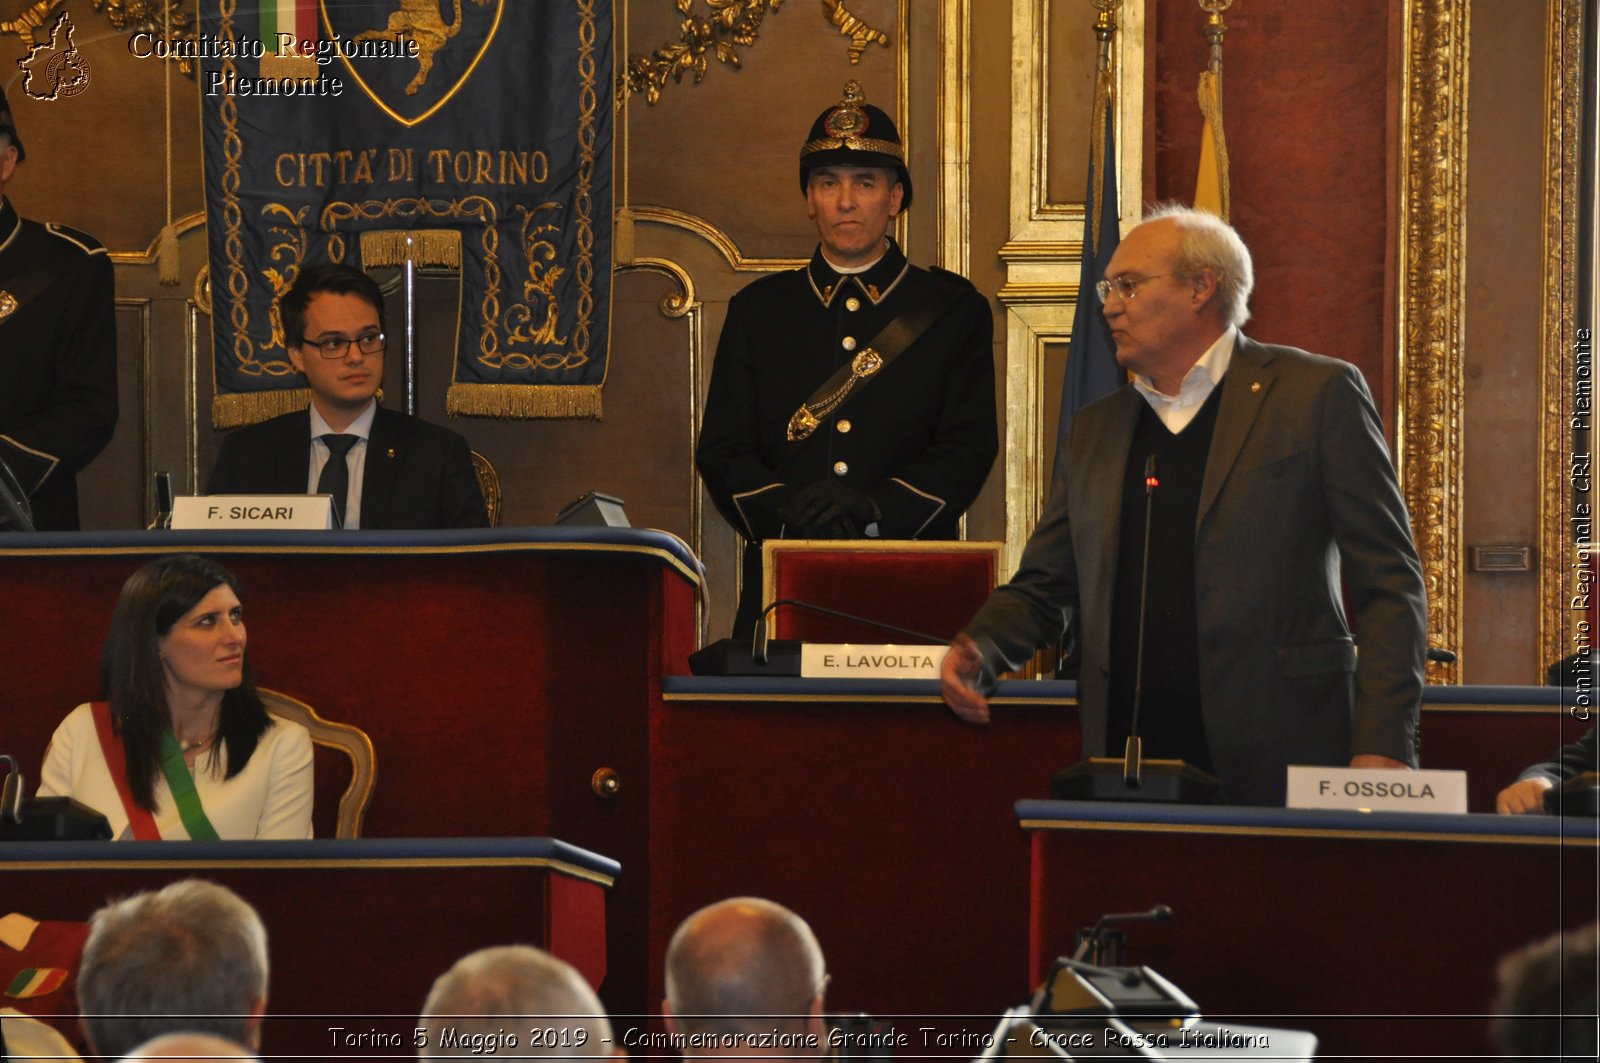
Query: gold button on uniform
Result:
<box><xmin>841</xmin><ymin>336</ymin><xmax>857</xmax><ymax>351</ymax></box>
<box><xmin>836</xmin><ymin>419</ymin><xmax>852</xmax><ymax>434</ymax></box>
<box><xmin>833</xmin><ymin>461</ymin><xmax>849</xmax><ymax>476</ymax></box>
<box><xmin>845</xmin><ymin>297</ymin><xmax>861</xmax><ymax>311</ymax></box>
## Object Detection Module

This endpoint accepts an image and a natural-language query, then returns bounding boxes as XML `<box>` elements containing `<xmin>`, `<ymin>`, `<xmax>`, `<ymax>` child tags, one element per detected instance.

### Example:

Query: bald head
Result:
<box><xmin>664</xmin><ymin>898</ymin><xmax>826</xmax><ymax>1044</ymax></box>
<box><xmin>121</xmin><ymin>1032</ymin><xmax>261</xmax><ymax>1060</ymax></box>
<box><xmin>419</xmin><ymin>945</ymin><xmax>612</xmax><ymax>1059</ymax></box>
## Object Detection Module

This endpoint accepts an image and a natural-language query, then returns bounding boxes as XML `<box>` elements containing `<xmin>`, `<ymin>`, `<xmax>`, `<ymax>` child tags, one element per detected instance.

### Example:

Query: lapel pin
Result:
<box><xmin>1250</xmin><ymin>381</ymin><xmax>1261</xmax><ymax>393</ymax></box>
<box><xmin>387</xmin><ymin>448</ymin><xmax>396</xmax><ymax>459</ymax></box>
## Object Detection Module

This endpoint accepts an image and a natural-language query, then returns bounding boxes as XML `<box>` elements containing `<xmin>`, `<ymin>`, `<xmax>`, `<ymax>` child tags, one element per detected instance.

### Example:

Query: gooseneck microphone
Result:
<box><xmin>1124</xmin><ymin>455</ymin><xmax>1159</xmax><ymax>786</ymax></box>
<box><xmin>753</xmin><ymin>598</ymin><xmax>946</xmax><ymax>665</ymax></box>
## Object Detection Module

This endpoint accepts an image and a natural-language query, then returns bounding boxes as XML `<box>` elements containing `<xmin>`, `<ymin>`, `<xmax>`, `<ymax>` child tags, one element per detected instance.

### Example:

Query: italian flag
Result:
<box><xmin>260</xmin><ymin>0</ymin><xmax>318</xmax><ymax>52</ymax></box>
<box><xmin>258</xmin><ymin>0</ymin><xmax>319</xmax><ymax>78</ymax></box>
<box><xmin>5</xmin><ymin>967</ymin><xmax>68</xmax><ymax>999</ymax></box>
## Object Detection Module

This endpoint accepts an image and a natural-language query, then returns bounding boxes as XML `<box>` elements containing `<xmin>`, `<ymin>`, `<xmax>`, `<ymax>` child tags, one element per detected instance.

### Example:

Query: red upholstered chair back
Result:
<box><xmin>260</xmin><ymin>689</ymin><xmax>376</xmax><ymax>838</ymax></box>
<box><xmin>761</xmin><ymin>540</ymin><xmax>1002</xmax><ymax>644</ymax></box>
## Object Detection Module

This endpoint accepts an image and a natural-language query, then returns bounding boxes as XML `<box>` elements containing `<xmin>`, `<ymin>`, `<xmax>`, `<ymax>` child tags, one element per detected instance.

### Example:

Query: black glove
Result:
<box><xmin>778</xmin><ymin>479</ymin><xmax>879</xmax><ymax>538</ymax></box>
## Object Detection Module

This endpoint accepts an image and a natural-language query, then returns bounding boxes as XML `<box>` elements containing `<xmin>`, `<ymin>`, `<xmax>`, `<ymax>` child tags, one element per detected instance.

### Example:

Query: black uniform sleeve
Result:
<box><xmin>696</xmin><ymin>291</ymin><xmax>795</xmax><ymax>540</ymax></box>
<box><xmin>0</xmin><ymin>246</ymin><xmax>118</xmax><ymax>493</ymax></box>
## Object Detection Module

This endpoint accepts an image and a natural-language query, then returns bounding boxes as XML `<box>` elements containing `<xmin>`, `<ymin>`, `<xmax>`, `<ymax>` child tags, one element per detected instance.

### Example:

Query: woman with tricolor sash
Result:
<box><xmin>37</xmin><ymin>554</ymin><xmax>312</xmax><ymax>839</ymax></box>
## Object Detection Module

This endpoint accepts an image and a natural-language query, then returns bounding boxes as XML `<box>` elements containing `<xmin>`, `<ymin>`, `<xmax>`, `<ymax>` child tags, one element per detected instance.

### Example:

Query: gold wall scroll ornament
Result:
<box><xmin>1395</xmin><ymin>0</ymin><xmax>1467</xmax><ymax>682</ymax></box>
<box><xmin>1537</xmin><ymin>0</ymin><xmax>1586</xmax><ymax>680</ymax></box>
<box><xmin>2</xmin><ymin>0</ymin><xmax>58</xmax><ymax>52</ymax></box>
<box><xmin>821</xmin><ymin>0</ymin><xmax>889</xmax><ymax>64</ymax></box>
<box><xmin>90</xmin><ymin>0</ymin><xmax>198</xmax><ymax>75</ymax></box>
<box><xmin>620</xmin><ymin>0</ymin><xmax>787</xmax><ymax>106</ymax></box>
<box><xmin>621</xmin><ymin>0</ymin><xmax>896</xmax><ymax>105</ymax></box>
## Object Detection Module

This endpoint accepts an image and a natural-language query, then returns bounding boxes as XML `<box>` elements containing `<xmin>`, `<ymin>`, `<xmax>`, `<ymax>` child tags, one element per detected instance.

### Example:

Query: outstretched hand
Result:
<box><xmin>940</xmin><ymin>633</ymin><xmax>991</xmax><ymax>724</ymax></box>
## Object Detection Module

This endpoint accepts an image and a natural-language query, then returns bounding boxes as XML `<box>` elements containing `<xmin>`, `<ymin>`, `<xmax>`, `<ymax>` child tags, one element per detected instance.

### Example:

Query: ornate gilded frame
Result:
<box><xmin>1396</xmin><ymin>0</ymin><xmax>1469</xmax><ymax>683</ymax></box>
<box><xmin>1536</xmin><ymin>0</ymin><xmax>1587</xmax><ymax>676</ymax></box>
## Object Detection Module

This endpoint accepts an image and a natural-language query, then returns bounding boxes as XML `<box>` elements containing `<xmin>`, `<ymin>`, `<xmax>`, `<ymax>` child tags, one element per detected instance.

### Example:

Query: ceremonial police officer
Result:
<box><xmin>0</xmin><ymin>85</ymin><xmax>118</xmax><ymax>530</ymax></box>
<box><xmin>696</xmin><ymin>81</ymin><xmax>998</xmax><ymax>636</ymax></box>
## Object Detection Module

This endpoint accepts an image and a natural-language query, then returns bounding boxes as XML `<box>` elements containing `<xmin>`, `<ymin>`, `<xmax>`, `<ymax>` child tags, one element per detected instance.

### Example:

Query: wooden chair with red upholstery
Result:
<box><xmin>259</xmin><ymin>689</ymin><xmax>376</xmax><ymax>839</ymax></box>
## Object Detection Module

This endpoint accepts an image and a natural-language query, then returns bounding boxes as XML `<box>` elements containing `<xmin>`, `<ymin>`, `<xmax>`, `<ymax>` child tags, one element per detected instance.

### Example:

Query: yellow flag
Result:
<box><xmin>1194</xmin><ymin>69</ymin><xmax>1230</xmax><ymax>220</ymax></box>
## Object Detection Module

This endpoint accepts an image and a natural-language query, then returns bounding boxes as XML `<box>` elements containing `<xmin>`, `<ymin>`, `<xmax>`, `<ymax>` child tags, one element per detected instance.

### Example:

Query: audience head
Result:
<box><xmin>418</xmin><ymin>945</ymin><xmax>612</xmax><ymax>1059</ymax></box>
<box><xmin>1492</xmin><ymin>923</ymin><xmax>1599</xmax><ymax>1061</ymax></box>
<box><xmin>77</xmin><ymin>879</ymin><xmax>270</xmax><ymax>1058</ymax></box>
<box><xmin>664</xmin><ymin>897</ymin><xmax>827</xmax><ymax>1053</ymax></box>
<box><xmin>121</xmin><ymin>1031</ymin><xmax>262</xmax><ymax>1061</ymax></box>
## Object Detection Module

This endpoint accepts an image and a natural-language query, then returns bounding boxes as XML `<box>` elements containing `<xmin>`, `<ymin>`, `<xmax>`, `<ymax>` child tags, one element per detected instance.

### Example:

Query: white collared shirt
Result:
<box><xmin>1132</xmin><ymin>326</ymin><xmax>1238</xmax><ymax>434</ymax></box>
<box><xmin>307</xmin><ymin>400</ymin><xmax>376</xmax><ymax>529</ymax></box>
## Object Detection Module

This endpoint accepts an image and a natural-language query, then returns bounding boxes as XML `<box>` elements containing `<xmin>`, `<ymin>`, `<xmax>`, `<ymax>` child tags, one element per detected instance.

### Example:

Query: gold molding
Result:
<box><xmin>1000</xmin><ymin>0</ymin><xmax>1144</xmax><ymax>575</ymax></box>
<box><xmin>937</xmin><ymin>0</ymin><xmax>971</xmax><ymax>276</ymax></box>
<box><xmin>616</xmin><ymin>256</ymin><xmax>707</xmax><ymax>643</ymax></box>
<box><xmin>106</xmin><ymin>211</ymin><xmax>208</xmax><ymax>265</ymax></box>
<box><xmin>1396</xmin><ymin>0</ymin><xmax>1468</xmax><ymax>683</ymax></box>
<box><xmin>629</xmin><ymin>206</ymin><xmax>806</xmax><ymax>274</ymax></box>
<box><xmin>1537</xmin><ymin>0</ymin><xmax>1586</xmax><ymax>676</ymax></box>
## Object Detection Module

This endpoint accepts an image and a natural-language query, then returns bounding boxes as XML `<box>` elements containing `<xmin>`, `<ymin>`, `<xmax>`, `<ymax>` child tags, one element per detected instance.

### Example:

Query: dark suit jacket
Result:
<box><xmin>207</xmin><ymin>406</ymin><xmax>487</xmax><ymax>530</ymax></box>
<box><xmin>966</xmin><ymin>336</ymin><xmax>1428</xmax><ymax>805</ymax></box>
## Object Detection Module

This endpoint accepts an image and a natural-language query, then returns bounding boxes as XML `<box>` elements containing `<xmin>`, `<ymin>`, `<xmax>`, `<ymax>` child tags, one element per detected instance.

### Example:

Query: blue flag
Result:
<box><xmin>1053</xmin><ymin>80</ymin><xmax>1123</xmax><ymax>483</ymax></box>
<box><xmin>200</xmin><ymin>1</ymin><xmax>613</xmax><ymax>427</ymax></box>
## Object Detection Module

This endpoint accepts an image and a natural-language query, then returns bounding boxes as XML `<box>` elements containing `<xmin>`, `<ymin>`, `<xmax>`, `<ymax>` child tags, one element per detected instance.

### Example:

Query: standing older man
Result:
<box><xmin>942</xmin><ymin>206</ymin><xmax>1427</xmax><ymax>806</ymax></box>
<box><xmin>697</xmin><ymin>80</ymin><xmax>997</xmax><ymax>636</ymax></box>
<box><xmin>0</xmin><ymin>85</ymin><xmax>118</xmax><ymax>530</ymax></box>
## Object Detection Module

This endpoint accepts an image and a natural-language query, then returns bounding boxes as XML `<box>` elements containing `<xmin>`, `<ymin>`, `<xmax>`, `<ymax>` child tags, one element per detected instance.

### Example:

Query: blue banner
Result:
<box><xmin>200</xmin><ymin>0</ymin><xmax>613</xmax><ymax>425</ymax></box>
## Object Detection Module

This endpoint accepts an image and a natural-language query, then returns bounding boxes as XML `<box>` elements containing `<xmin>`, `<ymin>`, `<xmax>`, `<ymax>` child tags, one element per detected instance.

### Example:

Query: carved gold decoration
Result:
<box><xmin>620</xmin><ymin>0</ymin><xmax>787</xmax><ymax>106</ymax></box>
<box><xmin>937</xmin><ymin>0</ymin><xmax>971</xmax><ymax>276</ymax></box>
<box><xmin>821</xmin><ymin>0</ymin><xmax>888</xmax><ymax>64</ymax></box>
<box><xmin>90</xmin><ymin>0</ymin><xmax>198</xmax><ymax>75</ymax></box>
<box><xmin>1537</xmin><ymin>0</ymin><xmax>1585</xmax><ymax>680</ymax></box>
<box><xmin>2</xmin><ymin>0</ymin><xmax>58</xmax><ymax>51</ymax></box>
<box><xmin>1395</xmin><ymin>0</ymin><xmax>1468</xmax><ymax>682</ymax></box>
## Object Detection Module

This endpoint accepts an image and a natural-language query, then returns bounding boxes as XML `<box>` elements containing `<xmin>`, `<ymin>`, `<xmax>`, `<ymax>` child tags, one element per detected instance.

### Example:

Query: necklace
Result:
<box><xmin>178</xmin><ymin>734</ymin><xmax>212</xmax><ymax>754</ymax></box>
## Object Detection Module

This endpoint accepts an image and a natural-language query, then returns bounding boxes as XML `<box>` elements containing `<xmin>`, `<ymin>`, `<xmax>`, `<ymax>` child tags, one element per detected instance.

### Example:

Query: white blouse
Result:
<box><xmin>37</xmin><ymin>703</ymin><xmax>314</xmax><ymax>840</ymax></box>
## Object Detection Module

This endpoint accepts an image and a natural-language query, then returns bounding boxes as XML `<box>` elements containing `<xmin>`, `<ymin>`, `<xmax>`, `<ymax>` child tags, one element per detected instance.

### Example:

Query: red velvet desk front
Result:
<box><xmin>0</xmin><ymin>836</ymin><xmax>615</xmax><ymax>1060</ymax></box>
<box><xmin>0</xmin><ymin>529</ymin><xmax>698</xmax><ymax>1014</ymax></box>
<box><xmin>1019</xmin><ymin>800</ymin><xmax>1598</xmax><ymax>1060</ymax></box>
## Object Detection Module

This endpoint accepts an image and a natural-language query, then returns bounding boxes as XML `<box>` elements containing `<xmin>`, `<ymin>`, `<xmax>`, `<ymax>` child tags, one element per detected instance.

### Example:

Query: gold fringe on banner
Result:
<box><xmin>447</xmin><ymin>384</ymin><xmax>603</xmax><ymax>420</ymax></box>
<box><xmin>211</xmin><ymin>387</ymin><xmax>312</xmax><ymax>429</ymax></box>
<box><xmin>359</xmin><ymin>230</ymin><xmax>463</xmax><ymax>268</ymax></box>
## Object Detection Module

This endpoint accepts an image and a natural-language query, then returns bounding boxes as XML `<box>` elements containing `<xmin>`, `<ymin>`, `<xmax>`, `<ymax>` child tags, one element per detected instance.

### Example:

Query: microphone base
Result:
<box><xmin>687</xmin><ymin>638</ymin><xmax>802</xmax><ymax>677</ymax></box>
<box><xmin>1050</xmin><ymin>757</ymin><xmax>1221</xmax><ymax>804</ymax></box>
<box><xmin>0</xmin><ymin>797</ymin><xmax>114</xmax><ymax>841</ymax></box>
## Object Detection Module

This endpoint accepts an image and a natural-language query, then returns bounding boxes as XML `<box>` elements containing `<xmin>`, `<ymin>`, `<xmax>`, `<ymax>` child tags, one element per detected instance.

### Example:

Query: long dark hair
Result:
<box><xmin>99</xmin><ymin>554</ymin><xmax>271</xmax><ymax>811</ymax></box>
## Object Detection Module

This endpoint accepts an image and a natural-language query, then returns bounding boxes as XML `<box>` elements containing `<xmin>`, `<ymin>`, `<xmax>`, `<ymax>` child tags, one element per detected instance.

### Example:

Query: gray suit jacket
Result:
<box><xmin>967</xmin><ymin>337</ymin><xmax>1427</xmax><ymax>804</ymax></box>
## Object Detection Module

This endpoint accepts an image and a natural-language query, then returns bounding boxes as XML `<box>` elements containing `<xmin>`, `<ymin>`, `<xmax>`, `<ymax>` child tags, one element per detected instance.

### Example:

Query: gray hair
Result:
<box><xmin>121</xmin><ymin>1032</ymin><xmax>261</xmax><ymax>1060</ymax></box>
<box><xmin>1142</xmin><ymin>203</ymin><xmax>1254</xmax><ymax>328</ymax></box>
<box><xmin>665</xmin><ymin>897</ymin><xmax>826</xmax><ymax>1039</ymax></box>
<box><xmin>418</xmin><ymin>945</ymin><xmax>611</xmax><ymax>1059</ymax></box>
<box><xmin>77</xmin><ymin>880</ymin><xmax>270</xmax><ymax>1058</ymax></box>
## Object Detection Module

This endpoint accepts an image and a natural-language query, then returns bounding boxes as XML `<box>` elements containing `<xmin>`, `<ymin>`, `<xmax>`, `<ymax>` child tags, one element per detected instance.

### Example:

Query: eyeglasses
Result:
<box><xmin>1095</xmin><ymin>273</ymin><xmax>1177</xmax><ymax>304</ymax></box>
<box><xmin>301</xmin><ymin>332</ymin><xmax>386</xmax><ymax>359</ymax></box>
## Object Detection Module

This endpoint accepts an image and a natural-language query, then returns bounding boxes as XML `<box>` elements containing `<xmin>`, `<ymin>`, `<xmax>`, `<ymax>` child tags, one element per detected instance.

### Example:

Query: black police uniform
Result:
<box><xmin>0</xmin><ymin>196</ymin><xmax>118</xmax><ymax>530</ymax></box>
<box><xmin>696</xmin><ymin>238</ymin><xmax>998</xmax><ymax>635</ymax></box>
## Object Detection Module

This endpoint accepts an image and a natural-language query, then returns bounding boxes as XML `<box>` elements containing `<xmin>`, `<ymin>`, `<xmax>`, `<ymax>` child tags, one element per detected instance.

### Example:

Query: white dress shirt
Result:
<box><xmin>307</xmin><ymin>399</ymin><xmax>376</xmax><ymax>529</ymax></box>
